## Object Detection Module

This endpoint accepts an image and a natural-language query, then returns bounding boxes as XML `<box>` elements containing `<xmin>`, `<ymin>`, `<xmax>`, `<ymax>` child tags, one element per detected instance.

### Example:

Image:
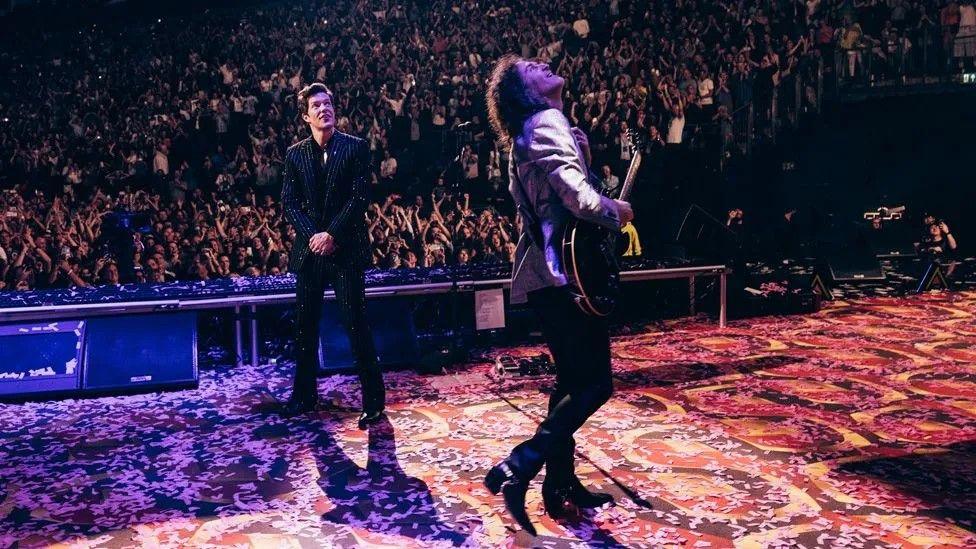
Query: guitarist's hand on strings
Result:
<box><xmin>614</xmin><ymin>200</ymin><xmax>634</xmax><ymax>225</ymax></box>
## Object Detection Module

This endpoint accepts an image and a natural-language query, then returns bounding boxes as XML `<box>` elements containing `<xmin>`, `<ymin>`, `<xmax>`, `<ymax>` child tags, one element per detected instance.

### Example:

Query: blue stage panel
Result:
<box><xmin>0</xmin><ymin>320</ymin><xmax>85</xmax><ymax>397</ymax></box>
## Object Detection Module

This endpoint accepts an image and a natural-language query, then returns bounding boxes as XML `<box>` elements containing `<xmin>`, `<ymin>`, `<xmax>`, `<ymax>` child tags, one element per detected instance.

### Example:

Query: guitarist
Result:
<box><xmin>483</xmin><ymin>54</ymin><xmax>634</xmax><ymax>535</ymax></box>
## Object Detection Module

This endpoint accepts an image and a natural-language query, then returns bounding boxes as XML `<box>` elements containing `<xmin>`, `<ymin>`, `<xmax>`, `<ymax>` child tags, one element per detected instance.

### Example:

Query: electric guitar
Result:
<box><xmin>560</xmin><ymin>130</ymin><xmax>643</xmax><ymax>316</ymax></box>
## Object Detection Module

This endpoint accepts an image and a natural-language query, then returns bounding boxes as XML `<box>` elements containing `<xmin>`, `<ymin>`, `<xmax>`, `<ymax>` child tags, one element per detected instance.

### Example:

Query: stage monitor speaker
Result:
<box><xmin>826</xmin><ymin>222</ymin><xmax>886</xmax><ymax>282</ymax></box>
<box><xmin>867</xmin><ymin>221</ymin><xmax>917</xmax><ymax>258</ymax></box>
<box><xmin>916</xmin><ymin>262</ymin><xmax>950</xmax><ymax>293</ymax></box>
<box><xmin>82</xmin><ymin>312</ymin><xmax>198</xmax><ymax>393</ymax></box>
<box><xmin>826</xmin><ymin>253</ymin><xmax>885</xmax><ymax>282</ymax></box>
<box><xmin>790</xmin><ymin>273</ymin><xmax>833</xmax><ymax>300</ymax></box>
<box><xmin>0</xmin><ymin>320</ymin><xmax>85</xmax><ymax>399</ymax></box>
<box><xmin>318</xmin><ymin>298</ymin><xmax>419</xmax><ymax>371</ymax></box>
<box><xmin>675</xmin><ymin>204</ymin><xmax>739</xmax><ymax>259</ymax></box>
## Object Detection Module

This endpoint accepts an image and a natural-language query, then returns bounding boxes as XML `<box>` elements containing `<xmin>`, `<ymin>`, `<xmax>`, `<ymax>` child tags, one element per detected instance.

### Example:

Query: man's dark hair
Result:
<box><xmin>486</xmin><ymin>54</ymin><xmax>550</xmax><ymax>145</ymax></box>
<box><xmin>297</xmin><ymin>82</ymin><xmax>333</xmax><ymax>115</ymax></box>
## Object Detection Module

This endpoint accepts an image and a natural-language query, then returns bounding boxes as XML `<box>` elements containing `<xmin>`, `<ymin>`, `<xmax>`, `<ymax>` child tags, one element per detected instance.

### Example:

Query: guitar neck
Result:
<box><xmin>616</xmin><ymin>150</ymin><xmax>642</xmax><ymax>202</ymax></box>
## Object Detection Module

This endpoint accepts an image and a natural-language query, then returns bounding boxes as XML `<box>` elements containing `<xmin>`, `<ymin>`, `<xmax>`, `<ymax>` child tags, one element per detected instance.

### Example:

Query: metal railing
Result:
<box><xmin>725</xmin><ymin>56</ymin><xmax>824</xmax><ymax>155</ymax></box>
<box><xmin>834</xmin><ymin>28</ymin><xmax>976</xmax><ymax>91</ymax></box>
<box><xmin>672</xmin><ymin>57</ymin><xmax>825</xmax><ymax>171</ymax></box>
<box><xmin>730</xmin><ymin>102</ymin><xmax>753</xmax><ymax>158</ymax></box>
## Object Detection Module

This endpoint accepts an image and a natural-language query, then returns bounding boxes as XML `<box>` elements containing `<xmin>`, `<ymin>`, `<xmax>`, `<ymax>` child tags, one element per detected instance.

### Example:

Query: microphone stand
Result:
<box><xmin>429</xmin><ymin>122</ymin><xmax>477</xmax><ymax>370</ymax></box>
<box><xmin>448</xmin><ymin>122</ymin><xmax>475</xmax><ymax>193</ymax></box>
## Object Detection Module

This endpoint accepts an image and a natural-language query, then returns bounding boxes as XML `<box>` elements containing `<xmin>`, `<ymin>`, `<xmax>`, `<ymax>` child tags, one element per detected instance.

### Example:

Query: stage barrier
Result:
<box><xmin>0</xmin><ymin>265</ymin><xmax>727</xmax><ymax>399</ymax></box>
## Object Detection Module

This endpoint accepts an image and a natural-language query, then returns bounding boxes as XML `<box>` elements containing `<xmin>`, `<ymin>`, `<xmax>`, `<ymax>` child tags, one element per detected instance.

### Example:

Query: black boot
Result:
<box><xmin>542</xmin><ymin>438</ymin><xmax>613</xmax><ymax>517</ymax></box>
<box><xmin>485</xmin><ymin>461</ymin><xmax>537</xmax><ymax>536</ymax></box>
<box><xmin>358</xmin><ymin>368</ymin><xmax>385</xmax><ymax>430</ymax></box>
<box><xmin>357</xmin><ymin>408</ymin><xmax>385</xmax><ymax>429</ymax></box>
<box><xmin>280</xmin><ymin>394</ymin><xmax>319</xmax><ymax>417</ymax></box>
<box><xmin>542</xmin><ymin>477</ymin><xmax>614</xmax><ymax>518</ymax></box>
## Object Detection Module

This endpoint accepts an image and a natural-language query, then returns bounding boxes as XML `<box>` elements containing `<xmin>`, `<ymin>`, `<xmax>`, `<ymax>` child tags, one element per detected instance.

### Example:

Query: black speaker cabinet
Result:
<box><xmin>827</xmin><ymin>254</ymin><xmax>885</xmax><ymax>282</ymax></box>
<box><xmin>318</xmin><ymin>298</ymin><xmax>419</xmax><ymax>371</ymax></box>
<box><xmin>82</xmin><ymin>312</ymin><xmax>198</xmax><ymax>393</ymax></box>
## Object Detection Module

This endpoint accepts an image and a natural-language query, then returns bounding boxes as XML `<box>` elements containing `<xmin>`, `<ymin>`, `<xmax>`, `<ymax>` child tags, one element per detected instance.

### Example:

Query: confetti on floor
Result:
<box><xmin>2</xmin><ymin>291</ymin><xmax>976</xmax><ymax>548</ymax></box>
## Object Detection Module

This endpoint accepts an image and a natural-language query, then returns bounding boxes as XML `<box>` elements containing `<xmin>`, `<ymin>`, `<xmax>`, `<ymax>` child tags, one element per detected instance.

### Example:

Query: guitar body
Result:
<box><xmin>560</xmin><ymin>130</ymin><xmax>643</xmax><ymax>316</ymax></box>
<box><xmin>561</xmin><ymin>220</ymin><xmax>621</xmax><ymax>316</ymax></box>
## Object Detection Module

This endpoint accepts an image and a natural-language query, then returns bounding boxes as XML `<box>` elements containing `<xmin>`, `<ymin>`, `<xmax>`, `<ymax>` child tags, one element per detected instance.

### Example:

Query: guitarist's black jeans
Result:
<box><xmin>506</xmin><ymin>285</ymin><xmax>613</xmax><ymax>485</ymax></box>
<box><xmin>292</xmin><ymin>260</ymin><xmax>385</xmax><ymax>412</ymax></box>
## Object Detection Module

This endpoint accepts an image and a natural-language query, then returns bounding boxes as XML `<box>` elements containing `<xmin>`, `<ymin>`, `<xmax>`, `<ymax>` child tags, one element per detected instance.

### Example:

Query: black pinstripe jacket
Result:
<box><xmin>282</xmin><ymin>132</ymin><xmax>371</xmax><ymax>272</ymax></box>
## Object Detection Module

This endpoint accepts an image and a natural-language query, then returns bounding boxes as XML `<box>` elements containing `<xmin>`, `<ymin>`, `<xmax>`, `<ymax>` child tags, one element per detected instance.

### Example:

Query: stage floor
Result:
<box><xmin>3</xmin><ymin>292</ymin><xmax>976</xmax><ymax>548</ymax></box>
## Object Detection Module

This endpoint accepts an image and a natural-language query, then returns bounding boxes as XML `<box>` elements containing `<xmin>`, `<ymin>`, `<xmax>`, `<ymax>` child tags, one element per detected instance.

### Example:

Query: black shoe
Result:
<box><xmin>280</xmin><ymin>395</ymin><xmax>319</xmax><ymax>417</ymax></box>
<box><xmin>542</xmin><ymin>478</ymin><xmax>614</xmax><ymax>518</ymax></box>
<box><xmin>485</xmin><ymin>461</ymin><xmax>537</xmax><ymax>536</ymax></box>
<box><xmin>357</xmin><ymin>409</ymin><xmax>385</xmax><ymax>430</ymax></box>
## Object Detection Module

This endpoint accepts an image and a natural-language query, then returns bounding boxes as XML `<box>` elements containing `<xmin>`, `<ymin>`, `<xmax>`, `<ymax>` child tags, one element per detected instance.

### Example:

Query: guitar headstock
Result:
<box><xmin>616</xmin><ymin>128</ymin><xmax>644</xmax><ymax>202</ymax></box>
<box><xmin>626</xmin><ymin>128</ymin><xmax>646</xmax><ymax>153</ymax></box>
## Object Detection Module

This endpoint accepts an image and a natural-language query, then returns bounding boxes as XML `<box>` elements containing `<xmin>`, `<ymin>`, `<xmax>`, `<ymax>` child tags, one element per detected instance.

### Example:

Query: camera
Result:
<box><xmin>863</xmin><ymin>205</ymin><xmax>905</xmax><ymax>221</ymax></box>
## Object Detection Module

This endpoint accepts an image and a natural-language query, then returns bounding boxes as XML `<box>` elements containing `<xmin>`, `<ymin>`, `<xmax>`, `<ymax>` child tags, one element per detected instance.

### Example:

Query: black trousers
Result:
<box><xmin>507</xmin><ymin>285</ymin><xmax>614</xmax><ymax>485</ymax></box>
<box><xmin>292</xmin><ymin>260</ymin><xmax>385</xmax><ymax>411</ymax></box>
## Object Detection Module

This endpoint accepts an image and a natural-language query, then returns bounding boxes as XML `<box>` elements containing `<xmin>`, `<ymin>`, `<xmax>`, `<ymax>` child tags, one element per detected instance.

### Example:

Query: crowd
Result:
<box><xmin>0</xmin><ymin>0</ymin><xmax>968</xmax><ymax>291</ymax></box>
<box><xmin>0</xmin><ymin>186</ymin><xmax>517</xmax><ymax>290</ymax></box>
<box><xmin>833</xmin><ymin>0</ymin><xmax>976</xmax><ymax>81</ymax></box>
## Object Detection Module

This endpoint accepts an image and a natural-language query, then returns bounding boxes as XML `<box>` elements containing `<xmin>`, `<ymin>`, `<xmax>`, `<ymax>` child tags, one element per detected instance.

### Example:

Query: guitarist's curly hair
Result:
<box><xmin>486</xmin><ymin>54</ymin><xmax>550</xmax><ymax>146</ymax></box>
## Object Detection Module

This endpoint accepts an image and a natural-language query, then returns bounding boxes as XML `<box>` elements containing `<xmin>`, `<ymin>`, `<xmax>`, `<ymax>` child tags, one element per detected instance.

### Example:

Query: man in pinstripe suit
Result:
<box><xmin>281</xmin><ymin>83</ymin><xmax>385</xmax><ymax>428</ymax></box>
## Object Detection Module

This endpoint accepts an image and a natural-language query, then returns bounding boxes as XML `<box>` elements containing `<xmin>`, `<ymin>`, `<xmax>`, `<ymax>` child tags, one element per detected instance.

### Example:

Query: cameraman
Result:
<box><xmin>917</xmin><ymin>218</ymin><xmax>957</xmax><ymax>259</ymax></box>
